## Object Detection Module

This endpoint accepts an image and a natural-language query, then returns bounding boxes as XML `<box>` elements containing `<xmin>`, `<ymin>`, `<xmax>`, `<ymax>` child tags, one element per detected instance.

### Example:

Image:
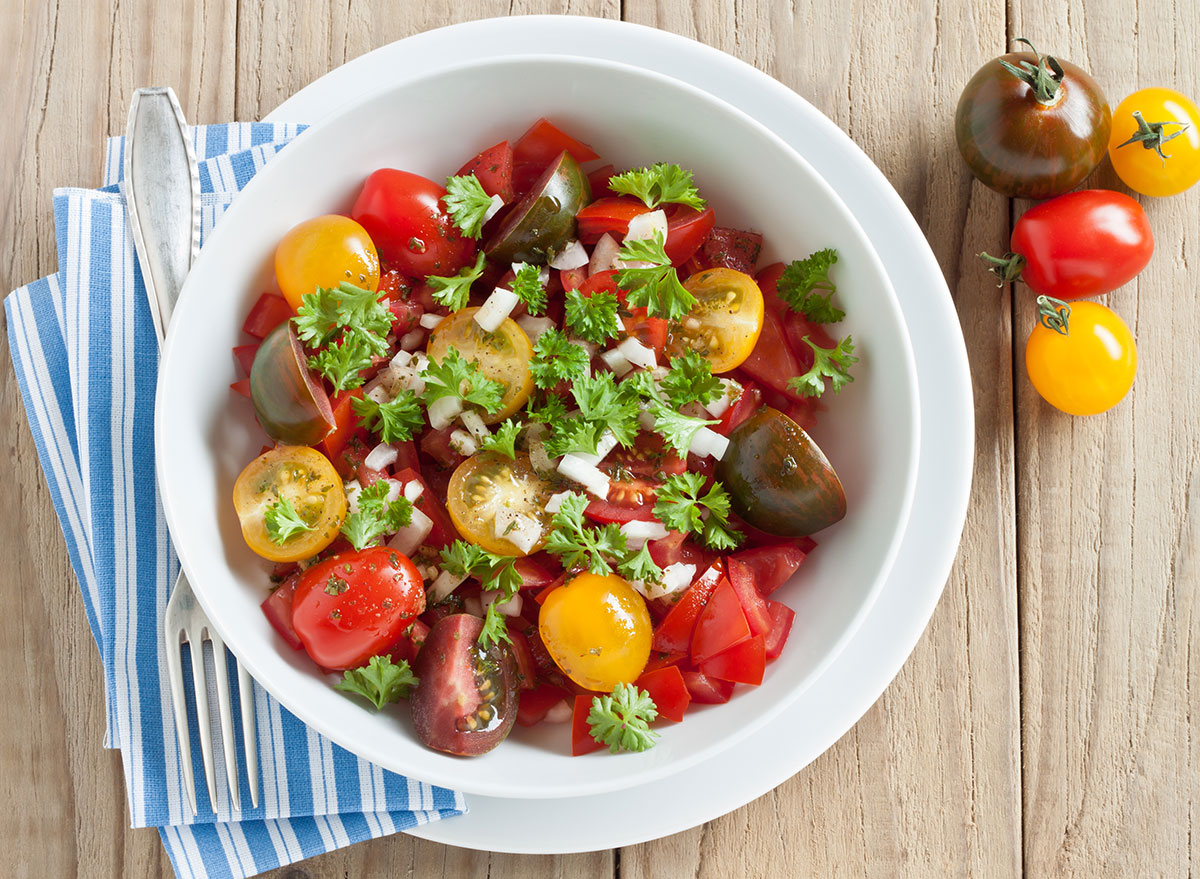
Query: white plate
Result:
<box><xmin>265</xmin><ymin>16</ymin><xmax>973</xmax><ymax>851</ymax></box>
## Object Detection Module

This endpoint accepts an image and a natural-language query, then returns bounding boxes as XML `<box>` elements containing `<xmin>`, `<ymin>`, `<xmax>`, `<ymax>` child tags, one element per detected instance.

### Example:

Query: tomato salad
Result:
<box><xmin>230</xmin><ymin>117</ymin><xmax>858</xmax><ymax>757</ymax></box>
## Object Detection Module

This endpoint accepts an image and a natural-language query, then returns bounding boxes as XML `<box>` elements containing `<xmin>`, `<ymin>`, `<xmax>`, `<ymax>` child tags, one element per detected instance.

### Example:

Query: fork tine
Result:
<box><xmin>238</xmin><ymin>661</ymin><xmax>260</xmax><ymax>808</ymax></box>
<box><xmin>164</xmin><ymin>625</ymin><xmax>198</xmax><ymax>816</ymax></box>
<box><xmin>186</xmin><ymin>623</ymin><xmax>219</xmax><ymax>811</ymax></box>
<box><xmin>208</xmin><ymin>628</ymin><xmax>242</xmax><ymax>812</ymax></box>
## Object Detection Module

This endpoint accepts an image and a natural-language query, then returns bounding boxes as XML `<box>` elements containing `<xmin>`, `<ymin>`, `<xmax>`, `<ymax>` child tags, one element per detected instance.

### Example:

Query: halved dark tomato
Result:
<box><xmin>412</xmin><ymin>614</ymin><xmax>519</xmax><ymax>756</ymax></box>
<box><xmin>456</xmin><ymin>140</ymin><xmax>515</xmax><ymax>202</ymax></box>
<box><xmin>446</xmin><ymin>452</ymin><xmax>555</xmax><ymax>556</ymax></box>
<box><xmin>635</xmin><ymin>665</ymin><xmax>692</xmax><ymax>722</ymax></box>
<box><xmin>486</xmin><ymin>151</ymin><xmax>591</xmax><ymax>264</ymax></box>
<box><xmin>248</xmin><ymin>322</ymin><xmax>336</xmax><ymax>446</ymax></box>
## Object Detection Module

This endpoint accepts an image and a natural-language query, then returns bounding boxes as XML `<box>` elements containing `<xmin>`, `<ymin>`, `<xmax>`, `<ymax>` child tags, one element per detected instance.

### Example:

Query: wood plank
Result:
<box><xmin>617</xmin><ymin>1</ymin><xmax>1021</xmax><ymax>876</ymax></box>
<box><xmin>1013</xmin><ymin>1</ymin><xmax>1200</xmax><ymax>875</ymax></box>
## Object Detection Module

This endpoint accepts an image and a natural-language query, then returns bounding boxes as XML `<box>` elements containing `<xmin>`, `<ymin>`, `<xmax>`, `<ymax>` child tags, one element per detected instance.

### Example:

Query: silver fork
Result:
<box><xmin>125</xmin><ymin>86</ymin><xmax>260</xmax><ymax>814</ymax></box>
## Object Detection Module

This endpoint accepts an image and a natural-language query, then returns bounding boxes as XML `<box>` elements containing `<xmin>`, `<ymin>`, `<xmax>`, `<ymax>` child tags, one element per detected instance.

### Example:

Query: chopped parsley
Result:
<box><xmin>341</xmin><ymin>480</ymin><xmax>414</xmax><ymax>551</ymax></box>
<box><xmin>654</xmin><ymin>472</ymin><xmax>744</xmax><ymax>551</ymax></box>
<box><xmin>659</xmin><ymin>350</ymin><xmax>723</xmax><ymax>409</ymax></box>
<box><xmin>307</xmin><ymin>332</ymin><xmax>379</xmax><ymax>392</ymax></box>
<box><xmin>587</xmin><ymin>682</ymin><xmax>660</xmax><ymax>753</ymax></box>
<box><xmin>335</xmin><ymin>655</ymin><xmax>419</xmax><ymax>709</ymax></box>
<box><xmin>351</xmin><ymin>389</ymin><xmax>425</xmax><ymax>444</ymax></box>
<box><xmin>263</xmin><ymin>498</ymin><xmax>312</xmax><ymax>545</ymax></box>
<box><xmin>478</xmin><ymin>601</ymin><xmax>512</xmax><ymax>650</ymax></box>
<box><xmin>421</xmin><ymin>346</ymin><xmax>506</xmax><ymax>413</ymax></box>
<box><xmin>777</xmin><ymin>248</ymin><xmax>845</xmax><ymax>324</ymax></box>
<box><xmin>618</xmin><ymin>543</ymin><xmax>664</xmax><ymax>585</ymax></box>
<box><xmin>564</xmin><ymin>288</ymin><xmax>621</xmax><ymax>345</ymax></box>
<box><xmin>528</xmin><ymin>328</ymin><xmax>590</xmax><ymax>389</ymax></box>
<box><xmin>479</xmin><ymin>418</ymin><xmax>522</xmax><ymax>459</ymax></box>
<box><xmin>427</xmin><ymin>252</ymin><xmax>487</xmax><ymax>312</ymax></box>
<box><xmin>293</xmin><ymin>282</ymin><xmax>393</xmax><ymax>392</ymax></box>
<box><xmin>786</xmin><ymin>336</ymin><xmax>858</xmax><ymax>398</ymax></box>
<box><xmin>543</xmin><ymin>492</ymin><xmax>629</xmax><ymax>576</ymax></box>
<box><xmin>439</xmin><ymin>539</ymin><xmax>523</xmax><ymax>597</ymax></box>
<box><xmin>615</xmin><ymin>231</ymin><xmax>697</xmax><ymax>321</ymax></box>
<box><xmin>570</xmin><ymin>373</ymin><xmax>641</xmax><ymax>448</ymax></box>
<box><xmin>442</xmin><ymin>174</ymin><xmax>496</xmax><ymax>239</ymax></box>
<box><xmin>608</xmin><ymin>163</ymin><xmax>706</xmax><ymax>211</ymax></box>
<box><xmin>510</xmin><ymin>263</ymin><xmax>548</xmax><ymax>316</ymax></box>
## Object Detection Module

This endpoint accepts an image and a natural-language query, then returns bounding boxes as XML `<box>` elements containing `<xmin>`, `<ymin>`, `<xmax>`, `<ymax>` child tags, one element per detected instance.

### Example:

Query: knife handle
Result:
<box><xmin>123</xmin><ymin>87</ymin><xmax>201</xmax><ymax>343</ymax></box>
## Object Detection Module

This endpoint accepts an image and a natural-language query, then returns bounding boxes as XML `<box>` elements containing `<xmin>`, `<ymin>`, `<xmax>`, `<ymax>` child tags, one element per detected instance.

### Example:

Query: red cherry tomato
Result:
<box><xmin>455</xmin><ymin>140</ymin><xmax>515</xmax><ymax>202</ymax></box>
<box><xmin>290</xmin><ymin>546</ymin><xmax>425</xmax><ymax>670</ymax></box>
<box><xmin>350</xmin><ymin>169</ymin><xmax>476</xmax><ymax>278</ymax></box>
<box><xmin>984</xmin><ymin>190</ymin><xmax>1154</xmax><ymax>300</ymax></box>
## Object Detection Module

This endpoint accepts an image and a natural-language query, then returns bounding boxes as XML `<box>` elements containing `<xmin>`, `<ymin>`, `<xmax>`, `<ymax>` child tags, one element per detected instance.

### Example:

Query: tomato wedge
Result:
<box><xmin>571</xmin><ymin>694</ymin><xmax>605</xmax><ymax>756</ymax></box>
<box><xmin>680</xmin><ymin>670</ymin><xmax>735</xmax><ymax>704</ymax></box>
<box><xmin>517</xmin><ymin>683</ymin><xmax>570</xmax><ymax>727</ymax></box>
<box><xmin>513</xmin><ymin>117</ymin><xmax>600</xmax><ymax>167</ymax></box>
<box><xmin>725</xmin><ymin>557</ymin><xmax>773</xmax><ymax>637</ymax></box>
<box><xmin>764</xmin><ymin>600</ymin><xmax>796</xmax><ymax>660</ymax></box>
<box><xmin>697</xmin><ymin>634</ymin><xmax>766</xmax><ymax>685</ymax></box>
<box><xmin>729</xmin><ymin>543</ymin><xmax>808</xmax><ymax>596</ymax></box>
<box><xmin>635</xmin><ymin>665</ymin><xmax>691</xmax><ymax>722</ymax></box>
<box><xmin>456</xmin><ymin>140</ymin><xmax>515</xmax><ymax>202</ymax></box>
<box><xmin>261</xmin><ymin>573</ymin><xmax>302</xmax><ymax>650</ymax></box>
<box><xmin>242</xmin><ymin>292</ymin><xmax>293</xmax><ymax>339</ymax></box>
<box><xmin>576</xmin><ymin>197</ymin><xmax>651</xmax><ymax>244</ymax></box>
<box><xmin>690</xmin><ymin>578</ymin><xmax>752</xmax><ymax>665</ymax></box>
<box><xmin>651</xmin><ymin>560</ymin><xmax>725</xmax><ymax>654</ymax></box>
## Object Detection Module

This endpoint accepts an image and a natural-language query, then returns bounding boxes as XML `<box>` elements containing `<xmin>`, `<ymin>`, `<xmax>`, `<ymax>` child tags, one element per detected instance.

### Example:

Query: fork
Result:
<box><xmin>124</xmin><ymin>86</ymin><xmax>260</xmax><ymax>814</ymax></box>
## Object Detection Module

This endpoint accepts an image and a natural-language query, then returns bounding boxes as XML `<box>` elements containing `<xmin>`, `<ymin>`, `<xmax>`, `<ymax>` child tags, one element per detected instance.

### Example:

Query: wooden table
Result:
<box><xmin>3</xmin><ymin>1</ymin><xmax>1196</xmax><ymax>876</ymax></box>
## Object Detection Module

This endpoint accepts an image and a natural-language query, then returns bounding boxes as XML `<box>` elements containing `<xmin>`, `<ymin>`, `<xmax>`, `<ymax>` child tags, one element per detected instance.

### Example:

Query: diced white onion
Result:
<box><xmin>483</xmin><ymin>193</ymin><xmax>505</xmax><ymax>223</ymax></box>
<box><xmin>393</xmin><ymin>366</ymin><xmax>426</xmax><ymax>395</ymax></box>
<box><xmin>419</xmin><ymin>312</ymin><xmax>444</xmax><ymax>330</ymax></box>
<box><xmin>616</xmin><ymin>336</ymin><xmax>657</xmax><ymax>370</ymax></box>
<box><xmin>632</xmin><ymin>562</ymin><xmax>696</xmax><ymax>601</ymax></box>
<box><xmin>703</xmin><ymin>379</ymin><xmax>742</xmax><ymax>418</ymax></box>
<box><xmin>572</xmin><ymin>430</ymin><xmax>618</xmax><ymax>468</ymax></box>
<box><xmin>624</xmin><ymin>209</ymin><xmax>669</xmax><ymax>243</ymax></box>
<box><xmin>381</xmin><ymin>478</ymin><xmax>404</xmax><ymax>504</ymax></box>
<box><xmin>449</xmin><ymin>429</ymin><xmax>478</xmax><ymax>456</ymax></box>
<box><xmin>387</xmin><ymin>506</ymin><xmax>433</xmax><ymax>556</ymax></box>
<box><xmin>475</xmin><ymin>287</ymin><xmax>520</xmax><ymax>333</ymax></box>
<box><xmin>365</xmin><ymin>384</ymin><xmax>390</xmax><ymax>405</ymax></box>
<box><xmin>482</xmin><ymin>588</ymin><xmax>524</xmax><ymax>618</ymax></box>
<box><xmin>549</xmin><ymin>239</ymin><xmax>589</xmax><ymax>270</ymax></box>
<box><xmin>599</xmin><ymin>346</ymin><xmax>633</xmax><ymax>377</ymax></box>
<box><xmin>649</xmin><ymin>364</ymin><xmax>670</xmax><ymax>382</ymax></box>
<box><xmin>529</xmin><ymin>441</ymin><xmax>555</xmax><ymax>474</ymax></box>
<box><xmin>427</xmin><ymin>568</ymin><xmax>466</xmax><ymax>604</ymax></box>
<box><xmin>620</xmin><ymin>519</ymin><xmax>670</xmax><ymax>549</ymax></box>
<box><xmin>493</xmin><ymin>508</ymin><xmax>543</xmax><ymax>555</ymax></box>
<box><xmin>544</xmin><ymin>490</ymin><xmax>573</xmax><ymax>513</ymax></box>
<box><xmin>390</xmin><ymin>349</ymin><xmax>417</xmax><ymax>369</ymax></box>
<box><xmin>557</xmin><ymin>454</ymin><xmax>611</xmax><ymax>498</ymax></box>
<box><xmin>343</xmin><ymin>479</ymin><xmax>362</xmax><ymax>514</ymax></box>
<box><xmin>403</xmin><ymin>480</ymin><xmax>424</xmax><ymax>502</ymax></box>
<box><xmin>399</xmin><ymin>329</ymin><xmax>425</xmax><ymax>351</ymax></box>
<box><xmin>516</xmin><ymin>314</ymin><xmax>555</xmax><ymax>343</ymax></box>
<box><xmin>459</xmin><ymin>409</ymin><xmax>491</xmax><ymax>441</ymax></box>
<box><xmin>589</xmin><ymin>233</ymin><xmax>621</xmax><ymax>275</ymax></box>
<box><xmin>463</xmin><ymin>594</ymin><xmax>483</xmax><ymax>617</ymax></box>
<box><xmin>544</xmin><ymin>699</ymin><xmax>573</xmax><ymax>724</ymax></box>
<box><xmin>364</xmin><ymin>442</ymin><xmax>399</xmax><ymax>471</ymax></box>
<box><xmin>426</xmin><ymin>395</ymin><xmax>463</xmax><ymax>430</ymax></box>
<box><xmin>690</xmin><ymin>426</ymin><xmax>731</xmax><ymax>460</ymax></box>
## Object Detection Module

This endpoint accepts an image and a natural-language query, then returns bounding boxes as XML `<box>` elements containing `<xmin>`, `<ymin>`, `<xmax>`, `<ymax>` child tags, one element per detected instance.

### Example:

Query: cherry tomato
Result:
<box><xmin>539</xmin><ymin>572</ymin><xmax>653</xmax><ymax>691</ymax></box>
<box><xmin>1025</xmin><ymin>296</ymin><xmax>1137</xmax><ymax>416</ymax></box>
<box><xmin>981</xmin><ymin>190</ymin><xmax>1154</xmax><ymax>300</ymax></box>
<box><xmin>455</xmin><ymin>140</ymin><xmax>515</xmax><ymax>202</ymax></box>
<box><xmin>445</xmin><ymin>452</ymin><xmax>555</xmax><ymax>556</ymax></box>
<box><xmin>290</xmin><ymin>546</ymin><xmax>425</xmax><ymax>670</ymax></box>
<box><xmin>411</xmin><ymin>614</ymin><xmax>519</xmax><ymax>756</ymax></box>
<box><xmin>1108</xmin><ymin>87</ymin><xmax>1200</xmax><ymax>197</ymax></box>
<box><xmin>232</xmin><ymin>445</ymin><xmax>347</xmax><ymax>563</ymax></box>
<box><xmin>350</xmin><ymin>169</ymin><xmax>476</xmax><ymax>278</ymax></box>
<box><xmin>956</xmin><ymin>40</ymin><xmax>1111</xmax><ymax>198</ymax></box>
<box><xmin>426</xmin><ymin>308</ymin><xmax>534</xmax><ymax>423</ymax></box>
<box><xmin>273</xmin><ymin>215</ymin><xmax>380</xmax><ymax>312</ymax></box>
<box><xmin>667</xmin><ymin>267</ymin><xmax>765</xmax><ymax>373</ymax></box>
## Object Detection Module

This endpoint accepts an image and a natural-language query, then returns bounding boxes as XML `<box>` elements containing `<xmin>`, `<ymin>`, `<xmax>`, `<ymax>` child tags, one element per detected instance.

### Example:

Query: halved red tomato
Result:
<box><xmin>456</xmin><ymin>140</ymin><xmax>515</xmax><ymax>202</ymax></box>
<box><xmin>698</xmin><ymin>634</ymin><xmax>765</xmax><ymax>685</ymax></box>
<box><xmin>513</xmin><ymin>118</ymin><xmax>600</xmax><ymax>167</ymax></box>
<box><xmin>635</xmin><ymin>665</ymin><xmax>692</xmax><ymax>722</ymax></box>
<box><xmin>691</xmin><ymin>578</ymin><xmax>752</xmax><ymax>665</ymax></box>
<box><xmin>261</xmin><ymin>573</ymin><xmax>302</xmax><ymax>651</ymax></box>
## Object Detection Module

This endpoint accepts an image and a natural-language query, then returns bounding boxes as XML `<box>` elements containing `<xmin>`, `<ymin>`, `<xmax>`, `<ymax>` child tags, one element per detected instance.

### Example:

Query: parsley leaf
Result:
<box><xmin>341</xmin><ymin>481</ymin><xmax>414</xmax><ymax>550</ymax></box>
<box><xmin>564</xmin><ymin>289</ymin><xmax>621</xmax><ymax>345</ymax></box>
<box><xmin>777</xmin><ymin>248</ymin><xmax>845</xmax><ymax>324</ymax></box>
<box><xmin>649</xmin><ymin>404</ymin><xmax>718</xmax><ymax>457</ymax></box>
<box><xmin>439</xmin><ymin>540</ymin><xmax>493</xmax><ymax>580</ymax></box>
<box><xmin>351</xmin><ymin>390</ymin><xmax>425</xmax><ymax>443</ymax></box>
<box><xmin>439</xmin><ymin>539</ymin><xmax>524</xmax><ymax>598</ymax></box>
<box><xmin>334</xmin><ymin>655</ymin><xmax>419</xmax><ymax>709</ymax></box>
<box><xmin>480</xmin><ymin>418</ymin><xmax>522</xmax><ymax>459</ymax></box>
<box><xmin>571</xmin><ymin>373</ymin><xmax>641</xmax><ymax>448</ymax></box>
<box><xmin>608</xmin><ymin>163</ymin><xmax>706</xmax><ymax>211</ymax></box>
<box><xmin>786</xmin><ymin>336</ymin><xmax>858</xmax><ymax>398</ymax></box>
<box><xmin>528</xmin><ymin>328</ymin><xmax>590</xmax><ymax>389</ymax></box>
<box><xmin>587</xmin><ymin>682</ymin><xmax>660</xmax><ymax>754</ymax></box>
<box><xmin>510</xmin><ymin>263</ymin><xmax>548</xmax><ymax>316</ymax></box>
<box><xmin>526</xmin><ymin>392</ymin><xmax>569</xmax><ymax>424</ymax></box>
<box><xmin>654</xmin><ymin>473</ymin><xmax>744</xmax><ymax>550</ymax></box>
<box><xmin>427</xmin><ymin>251</ymin><xmax>487</xmax><ymax>312</ymax></box>
<box><xmin>543</xmin><ymin>416</ymin><xmax>603</xmax><ymax>458</ymax></box>
<box><xmin>307</xmin><ymin>332</ymin><xmax>379</xmax><ymax>392</ymax></box>
<box><xmin>618</xmin><ymin>543</ymin><xmax>664</xmax><ymax>585</ymax></box>
<box><xmin>421</xmin><ymin>346</ymin><xmax>506</xmax><ymax>413</ymax></box>
<box><xmin>615</xmin><ymin>231</ymin><xmax>697</xmax><ymax>321</ymax></box>
<box><xmin>478</xmin><ymin>601</ymin><xmax>512</xmax><ymax>650</ymax></box>
<box><xmin>263</xmin><ymin>498</ymin><xmax>313</xmax><ymax>545</ymax></box>
<box><xmin>293</xmin><ymin>283</ymin><xmax>393</xmax><ymax>349</ymax></box>
<box><xmin>443</xmin><ymin>174</ymin><xmax>496</xmax><ymax>239</ymax></box>
<box><xmin>543</xmin><ymin>492</ymin><xmax>628</xmax><ymax>575</ymax></box>
<box><xmin>659</xmin><ymin>350</ymin><xmax>723</xmax><ymax>409</ymax></box>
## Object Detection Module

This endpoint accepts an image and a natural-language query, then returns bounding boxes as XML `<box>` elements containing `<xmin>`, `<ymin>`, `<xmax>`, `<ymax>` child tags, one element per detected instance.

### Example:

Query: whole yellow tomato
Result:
<box><xmin>1025</xmin><ymin>297</ymin><xmax>1137</xmax><ymax>416</ymax></box>
<box><xmin>1108</xmin><ymin>87</ymin><xmax>1200</xmax><ymax>197</ymax></box>
<box><xmin>274</xmin><ymin>214</ymin><xmax>381</xmax><ymax>311</ymax></box>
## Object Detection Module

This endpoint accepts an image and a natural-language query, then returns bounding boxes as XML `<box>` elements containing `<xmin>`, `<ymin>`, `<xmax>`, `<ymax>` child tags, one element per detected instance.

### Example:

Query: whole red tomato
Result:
<box><xmin>291</xmin><ymin>546</ymin><xmax>425</xmax><ymax>670</ymax></box>
<box><xmin>981</xmin><ymin>190</ymin><xmax>1154</xmax><ymax>300</ymax></box>
<box><xmin>956</xmin><ymin>39</ymin><xmax>1111</xmax><ymax>199</ymax></box>
<box><xmin>350</xmin><ymin>169</ymin><xmax>476</xmax><ymax>278</ymax></box>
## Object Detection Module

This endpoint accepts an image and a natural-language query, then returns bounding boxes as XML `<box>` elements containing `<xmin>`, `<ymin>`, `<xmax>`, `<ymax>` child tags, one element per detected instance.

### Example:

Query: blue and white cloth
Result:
<box><xmin>5</xmin><ymin>122</ymin><xmax>465</xmax><ymax>879</ymax></box>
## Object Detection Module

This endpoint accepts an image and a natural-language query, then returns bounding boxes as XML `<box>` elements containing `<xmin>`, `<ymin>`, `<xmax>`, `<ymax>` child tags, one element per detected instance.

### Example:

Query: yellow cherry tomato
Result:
<box><xmin>1025</xmin><ymin>297</ymin><xmax>1137</xmax><ymax>416</ymax></box>
<box><xmin>427</xmin><ymin>308</ymin><xmax>534</xmax><ymax>423</ymax></box>
<box><xmin>274</xmin><ymin>215</ymin><xmax>381</xmax><ymax>311</ymax></box>
<box><xmin>445</xmin><ymin>452</ymin><xmax>555</xmax><ymax>556</ymax></box>
<box><xmin>667</xmin><ymin>267</ymin><xmax>764</xmax><ymax>373</ymax></box>
<box><xmin>1107</xmin><ymin>88</ymin><xmax>1200</xmax><ymax>197</ymax></box>
<box><xmin>539</xmin><ymin>573</ymin><xmax>653</xmax><ymax>692</ymax></box>
<box><xmin>232</xmin><ymin>446</ymin><xmax>347</xmax><ymax>562</ymax></box>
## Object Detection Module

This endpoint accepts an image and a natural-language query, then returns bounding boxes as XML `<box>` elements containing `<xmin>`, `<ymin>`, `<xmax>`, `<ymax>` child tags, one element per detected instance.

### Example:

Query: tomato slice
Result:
<box><xmin>667</xmin><ymin>268</ymin><xmax>765</xmax><ymax>373</ymax></box>
<box><xmin>446</xmin><ymin>452</ymin><xmax>555</xmax><ymax>556</ymax></box>
<box><xmin>690</xmin><ymin>578</ymin><xmax>752</xmax><ymax>665</ymax></box>
<box><xmin>507</xmin><ymin>629</ymin><xmax>538</xmax><ymax>690</ymax></box>
<box><xmin>394</xmin><ymin>466</ymin><xmax>458</xmax><ymax>548</ymax></box>
<box><xmin>456</xmin><ymin>140</ymin><xmax>515</xmax><ymax>202</ymax></box>
<box><xmin>261</xmin><ymin>573</ymin><xmax>303</xmax><ymax>650</ymax></box>
<box><xmin>419</xmin><ymin>425</ymin><xmax>466</xmax><ymax>470</ymax></box>
<box><xmin>764</xmin><ymin>600</ymin><xmax>796</xmax><ymax>660</ymax></box>
<box><xmin>230</xmin><ymin>378</ymin><xmax>252</xmax><ymax>398</ymax></box>
<box><xmin>701</xmin><ymin>227</ymin><xmax>763</xmax><ymax>274</ymax></box>
<box><xmin>571</xmin><ymin>694</ymin><xmax>604</xmax><ymax>755</ymax></box>
<box><xmin>725</xmin><ymin>557</ymin><xmax>773</xmax><ymax>637</ymax></box>
<box><xmin>642</xmin><ymin>650</ymin><xmax>687</xmax><ymax>673</ymax></box>
<box><xmin>559</xmin><ymin>267</ymin><xmax>587</xmax><ymax>292</ymax></box>
<box><xmin>321</xmin><ymin>388</ymin><xmax>364</xmax><ymax>463</ymax></box>
<box><xmin>513</xmin><ymin>118</ymin><xmax>600</xmax><ymax>167</ymax></box>
<box><xmin>729</xmin><ymin>544</ymin><xmax>808</xmax><ymax>596</ymax></box>
<box><xmin>651</xmin><ymin>560</ymin><xmax>725</xmax><ymax>654</ymax></box>
<box><xmin>680</xmin><ymin>670</ymin><xmax>735</xmax><ymax>704</ymax></box>
<box><xmin>517</xmin><ymin>683</ymin><xmax>570</xmax><ymax>727</ymax></box>
<box><xmin>426</xmin><ymin>308</ymin><xmax>534</xmax><ymax>424</ymax></box>
<box><xmin>715</xmin><ymin>381</ymin><xmax>762</xmax><ymax>436</ymax></box>
<box><xmin>576</xmin><ymin>197</ymin><xmax>651</xmax><ymax>244</ymax></box>
<box><xmin>698</xmin><ymin>634</ymin><xmax>765</xmax><ymax>685</ymax></box>
<box><xmin>635</xmin><ymin>665</ymin><xmax>692</xmax><ymax>722</ymax></box>
<box><xmin>586</xmin><ymin>163</ymin><xmax>616</xmax><ymax>196</ymax></box>
<box><xmin>233</xmin><ymin>343</ymin><xmax>260</xmax><ymax>376</ymax></box>
<box><xmin>242</xmin><ymin>292</ymin><xmax>293</xmax><ymax>339</ymax></box>
<box><xmin>664</xmin><ymin>205</ymin><xmax>716</xmax><ymax>266</ymax></box>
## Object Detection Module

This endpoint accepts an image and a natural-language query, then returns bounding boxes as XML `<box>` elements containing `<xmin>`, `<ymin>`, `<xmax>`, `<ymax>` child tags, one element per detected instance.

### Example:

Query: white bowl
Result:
<box><xmin>156</xmin><ymin>55</ymin><xmax>919</xmax><ymax>799</ymax></box>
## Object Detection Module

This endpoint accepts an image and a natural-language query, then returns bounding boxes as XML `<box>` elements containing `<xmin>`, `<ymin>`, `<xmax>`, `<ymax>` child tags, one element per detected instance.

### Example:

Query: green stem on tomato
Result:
<box><xmin>1036</xmin><ymin>295</ymin><xmax>1071</xmax><ymax>336</ymax></box>
<box><xmin>998</xmin><ymin>37</ymin><xmax>1065</xmax><ymax>105</ymax></box>
<box><xmin>979</xmin><ymin>251</ymin><xmax>1027</xmax><ymax>286</ymax></box>
<box><xmin>1115</xmin><ymin>110</ymin><xmax>1192</xmax><ymax>163</ymax></box>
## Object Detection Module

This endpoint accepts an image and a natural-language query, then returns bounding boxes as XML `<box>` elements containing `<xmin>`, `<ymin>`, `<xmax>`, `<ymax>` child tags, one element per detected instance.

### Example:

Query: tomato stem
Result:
<box><xmin>998</xmin><ymin>38</ymin><xmax>1065</xmax><ymax>105</ymax></box>
<box><xmin>1036</xmin><ymin>296</ymin><xmax>1071</xmax><ymax>336</ymax></box>
<box><xmin>978</xmin><ymin>251</ymin><xmax>1026</xmax><ymax>286</ymax></box>
<box><xmin>1115</xmin><ymin>110</ymin><xmax>1192</xmax><ymax>163</ymax></box>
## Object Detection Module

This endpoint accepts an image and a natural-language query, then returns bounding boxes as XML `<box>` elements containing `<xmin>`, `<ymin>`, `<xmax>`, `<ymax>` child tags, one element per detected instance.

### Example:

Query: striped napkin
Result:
<box><xmin>5</xmin><ymin>122</ymin><xmax>465</xmax><ymax>879</ymax></box>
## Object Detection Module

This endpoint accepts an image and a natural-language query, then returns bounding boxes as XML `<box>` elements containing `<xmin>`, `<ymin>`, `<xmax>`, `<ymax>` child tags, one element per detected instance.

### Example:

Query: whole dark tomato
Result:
<box><xmin>980</xmin><ymin>189</ymin><xmax>1153</xmax><ymax>299</ymax></box>
<box><xmin>411</xmin><ymin>614</ymin><xmax>519</xmax><ymax>756</ymax></box>
<box><xmin>350</xmin><ymin>169</ymin><xmax>476</xmax><ymax>278</ymax></box>
<box><xmin>291</xmin><ymin>546</ymin><xmax>425</xmax><ymax>670</ymax></box>
<box><xmin>956</xmin><ymin>39</ymin><xmax>1111</xmax><ymax>198</ymax></box>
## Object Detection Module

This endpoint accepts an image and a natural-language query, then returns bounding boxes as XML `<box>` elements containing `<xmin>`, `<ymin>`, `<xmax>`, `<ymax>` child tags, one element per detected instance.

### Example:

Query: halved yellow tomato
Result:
<box><xmin>667</xmin><ymin>267</ymin><xmax>764</xmax><ymax>373</ymax></box>
<box><xmin>274</xmin><ymin>214</ymin><xmax>381</xmax><ymax>311</ymax></box>
<box><xmin>427</xmin><ymin>308</ymin><xmax>534</xmax><ymax>423</ymax></box>
<box><xmin>232</xmin><ymin>445</ymin><xmax>347</xmax><ymax>562</ymax></box>
<box><xmin>445</xmin><ymin>452</ymin><xmax>554</xmax><ymax>556</ymax></box>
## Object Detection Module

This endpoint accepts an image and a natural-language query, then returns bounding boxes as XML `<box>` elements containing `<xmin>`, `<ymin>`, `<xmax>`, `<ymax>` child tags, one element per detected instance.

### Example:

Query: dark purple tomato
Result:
<box><xmin>411</xmin><ymin>614</ymin><xmax>519</xmax><ymax>756</ymax></box>
<box><xmin>956</xmin><ymin>40</ymin><xmax>1111</xmax><ymax>199</ymax></box>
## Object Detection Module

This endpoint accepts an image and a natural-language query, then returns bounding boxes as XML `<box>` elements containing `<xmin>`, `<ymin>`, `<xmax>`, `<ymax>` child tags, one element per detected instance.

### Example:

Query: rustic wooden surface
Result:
<box><xmin>1</xmin><ymin>0</ymin><xmax>1195</xmax><ymax>876</ymax></box>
